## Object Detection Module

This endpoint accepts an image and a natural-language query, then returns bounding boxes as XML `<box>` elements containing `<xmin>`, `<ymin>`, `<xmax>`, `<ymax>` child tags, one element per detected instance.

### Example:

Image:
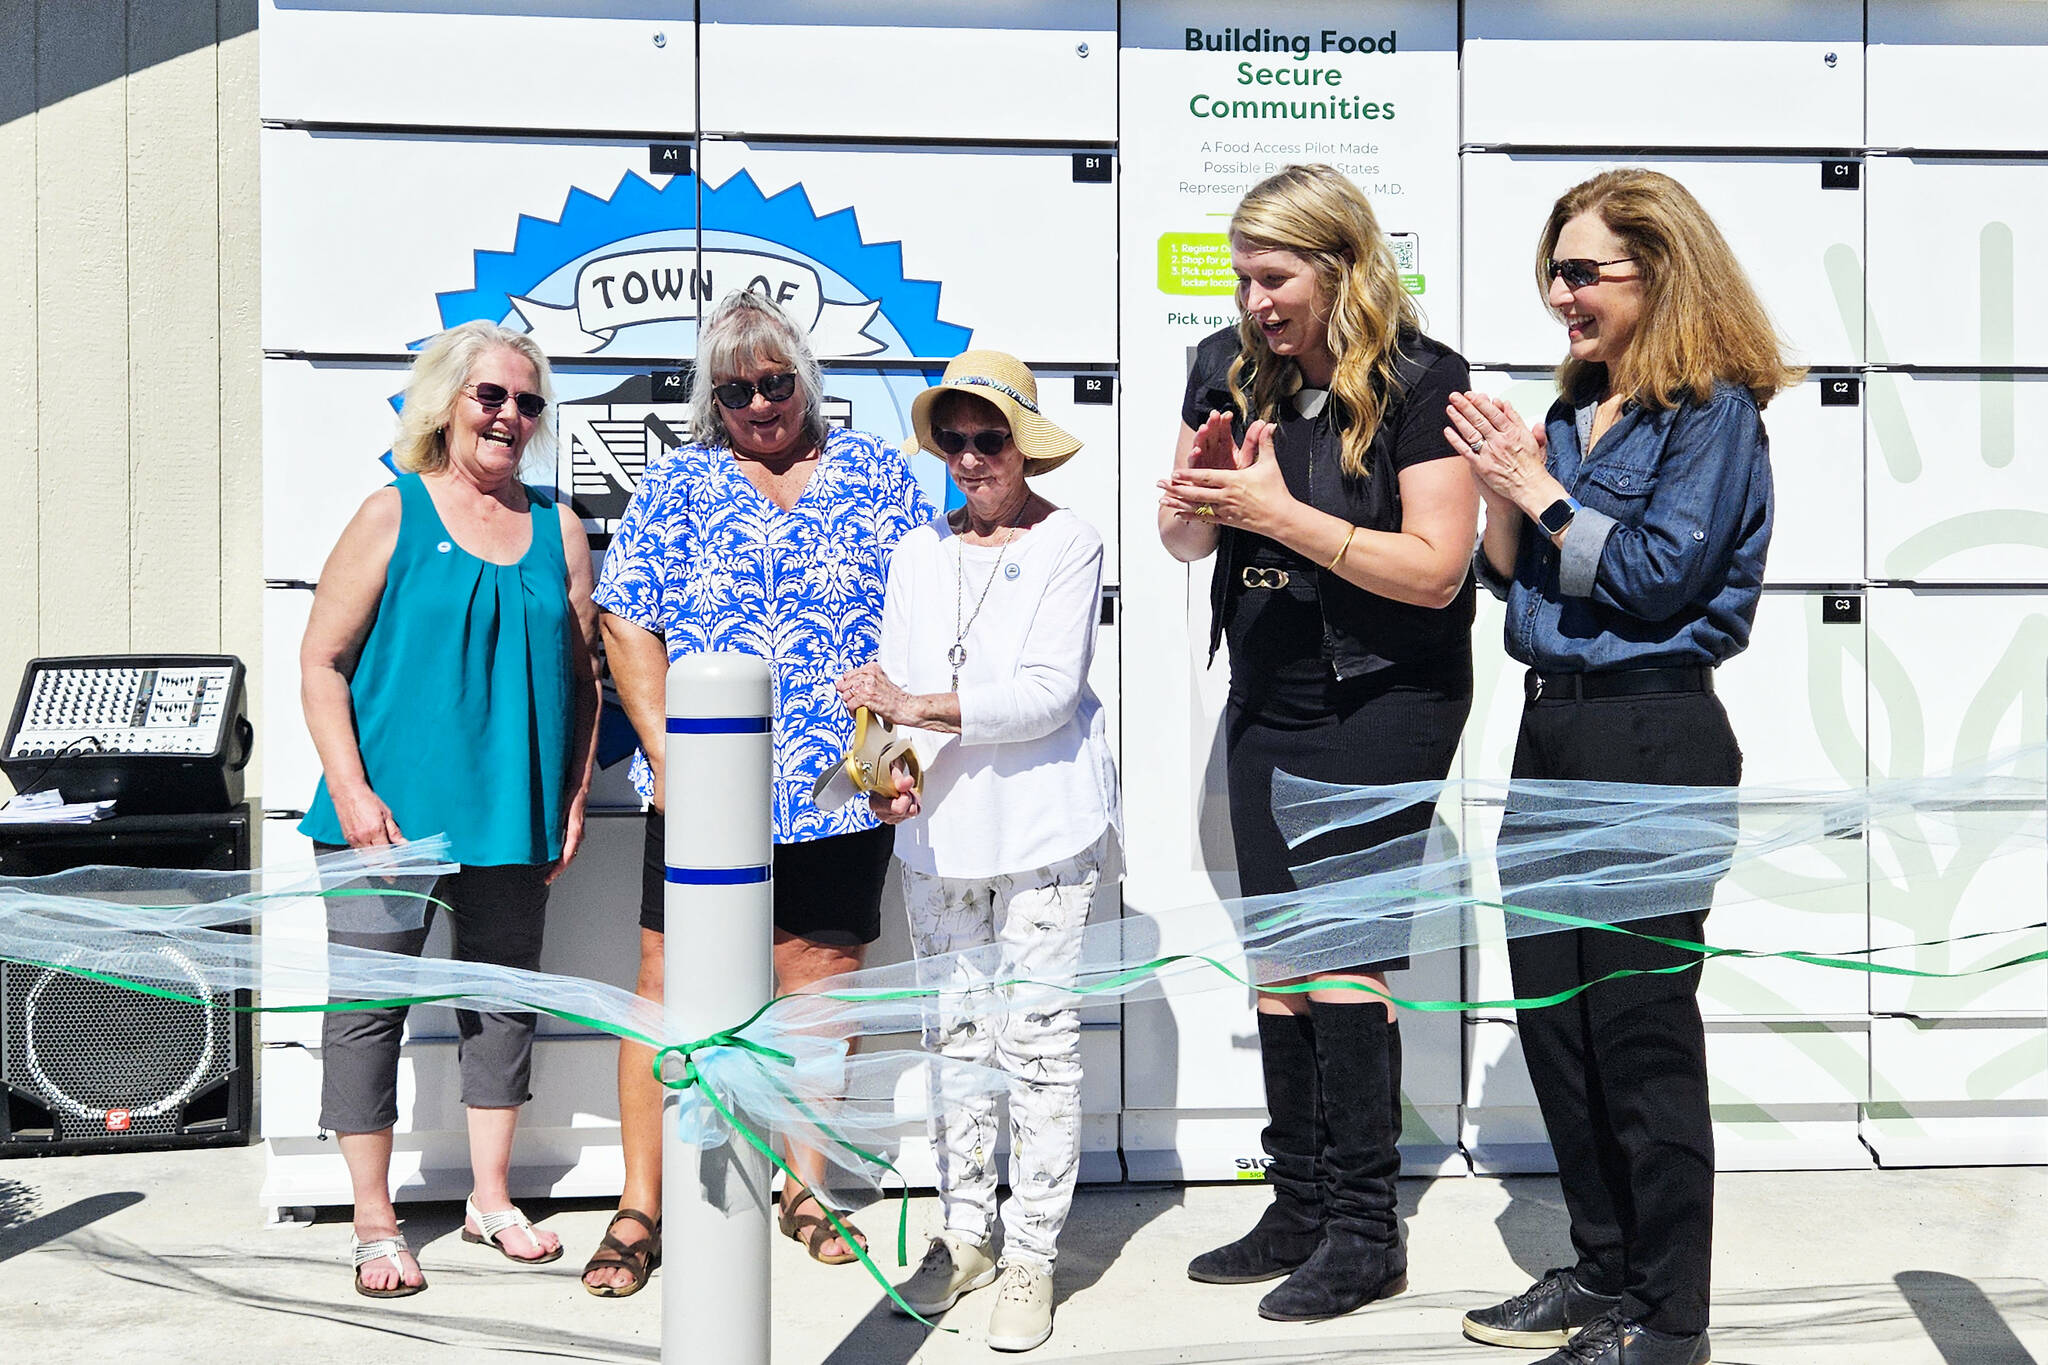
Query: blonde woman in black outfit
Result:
<box><xmin>1157</xmin><ymin>163</ymin><xmax>1478</xmax><ymax>1324</ymax></box>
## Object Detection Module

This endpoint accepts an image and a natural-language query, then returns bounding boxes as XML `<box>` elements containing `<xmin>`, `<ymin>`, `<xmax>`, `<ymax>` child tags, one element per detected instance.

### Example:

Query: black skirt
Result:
<box><xmin>1225</xmin><ymin>658</ymin><xmax>1471</xmax><ymax>975</ymax></box>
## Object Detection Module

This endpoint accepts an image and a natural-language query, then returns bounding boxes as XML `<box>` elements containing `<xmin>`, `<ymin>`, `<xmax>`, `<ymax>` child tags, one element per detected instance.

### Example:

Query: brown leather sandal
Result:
<box><xmin>582</xmin><ymin>1208</ymin><xmax>662</xmax><ymax>1298</ymax></box>
<box><xmin>778</xmin><ymin>1189</ymin><xmax>866</xmax><ymax>1266</ymax></box>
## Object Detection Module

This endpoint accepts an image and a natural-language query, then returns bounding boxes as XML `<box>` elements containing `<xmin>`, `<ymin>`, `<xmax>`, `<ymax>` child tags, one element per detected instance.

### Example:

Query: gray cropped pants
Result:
<box><xmin>316</xmin><ymin>851</ymin><xmax>553</xmax><ymax>1134</ymax></box>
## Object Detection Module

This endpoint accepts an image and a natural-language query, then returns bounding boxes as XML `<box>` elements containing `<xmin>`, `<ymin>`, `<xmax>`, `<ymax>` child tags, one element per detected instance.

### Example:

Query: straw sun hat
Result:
<box><xmin>906</xmin><ymin>350</ymin><xmax>1083</xmax><ymax>478</ymax></box>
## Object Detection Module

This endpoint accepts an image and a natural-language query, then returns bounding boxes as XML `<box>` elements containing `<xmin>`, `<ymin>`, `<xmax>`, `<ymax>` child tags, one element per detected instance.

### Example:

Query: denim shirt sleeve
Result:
<box><xmin>1578</xmin><ymin>389</ymin><xmax>1767</xmax><ymax>621</ymax></box>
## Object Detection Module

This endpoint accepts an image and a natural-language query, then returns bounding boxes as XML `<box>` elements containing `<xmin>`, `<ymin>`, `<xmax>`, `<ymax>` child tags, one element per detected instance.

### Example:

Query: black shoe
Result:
<box><xmin>1461</xmin><ymin>1267</ymin><xmax>1623</xmax><ymax>1348</ymax></box>
<box><xmin>1256</xmin><ymin>1226</ymin><xmax>1407</xmax><ymax>1322</ymax></box>
<box><xmin>1188</xmin><ymin>1012</ymin><xmax>1325</xmax><ymax>1285</ymax></box>
<box><xmin>1254</xmin><ymin>1001</ymin><xmax>1405</xmax><ymax>1322</ymax></box>
<box><xmin>1533</xmin><ymin>1313</ymin><xmax>1711</xmax><ymax>1365</ymax></box>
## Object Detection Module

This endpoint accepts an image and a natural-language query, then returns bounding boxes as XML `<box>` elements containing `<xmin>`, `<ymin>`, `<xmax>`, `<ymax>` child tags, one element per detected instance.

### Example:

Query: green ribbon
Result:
<box><xmin>6</xmin><ymin>886</ymin><xmax>2044</xmax><ymax>1325</ymax></box>
<box><xmin>650</xmin><ymin>1021</ymin><xmax>934</xmax><ymax>1327</ymax></box>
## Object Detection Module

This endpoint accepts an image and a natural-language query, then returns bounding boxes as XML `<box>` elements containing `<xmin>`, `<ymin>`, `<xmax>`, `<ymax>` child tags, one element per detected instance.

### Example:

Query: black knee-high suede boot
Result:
<box><xmin>1258</xmin><ymin>1000</ymin><xmax>1406</xmax><ymax>1321</ymax></box>
<box><xmin>1187</xmin><ymin>1010</ymin><xmax>1325</xmax><ymax>1283</ymax></box>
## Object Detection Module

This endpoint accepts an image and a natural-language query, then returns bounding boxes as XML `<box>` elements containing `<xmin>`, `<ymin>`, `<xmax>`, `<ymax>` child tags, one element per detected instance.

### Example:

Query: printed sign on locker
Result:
<box><xmin>1868</xmin><ymin>159</ymin><xmax>2048</xmax><ymax>366</ymax></box>
<box><xmin>1866</xmin><ymin>373</ymin><xmax>2048</xmax><ymax>584</ymax></box>
<box><xmin>699</xmin><ymin>142</ymin><xmax>1115</xmax><ymax>365</ymax></box>
<box><xmin>262</xmin><ymin>131</ymin><xmax>700</xmax><ymax>358</ymax></box>
<box><xmin>1117</xmin><ymin>0</ymin><xmax>1462</xmax><ymax>948</ymax></box>
<box><xmin>258</xmin><ymin>0</ymin><xmax>694</xmax><ymax>133</ymax></box>
<box><xmin>1869</xmin><ymin>2</ymin><xmax>2048</xmax><ymax>152</ymax></box>
<box><xmin>1461</xmin><ymin>0</ymin><xmax>1863</xmax><ymax>149</ymax></box>
<box><xmin>1461</xmin><ymin>154</ymin><xmax>1863</xmax><ymax>370</ymax></box>
<box><xmin>699</xmin><ymin>0</ymin><xmax>1115</xmax><ymax>141</ymax></box>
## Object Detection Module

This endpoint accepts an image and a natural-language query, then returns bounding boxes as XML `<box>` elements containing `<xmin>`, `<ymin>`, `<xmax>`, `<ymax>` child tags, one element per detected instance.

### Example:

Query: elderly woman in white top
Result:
<box><xmin>836</xmin><ymin>350</ymin><xmax>1119</xmax><ymax>1355</ymax></box>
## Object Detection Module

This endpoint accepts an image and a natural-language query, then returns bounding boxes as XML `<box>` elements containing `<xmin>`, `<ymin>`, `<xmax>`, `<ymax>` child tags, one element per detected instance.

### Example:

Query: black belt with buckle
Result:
<box><xmin>1241</xmin><ymin>566</ymin><xmax>1292</xmax><ymax>589</ymax></box>
<box><xmin>1526</xmin><ymin>665</ymin><xmax>1713</xmax><ymax>702</ymax></box>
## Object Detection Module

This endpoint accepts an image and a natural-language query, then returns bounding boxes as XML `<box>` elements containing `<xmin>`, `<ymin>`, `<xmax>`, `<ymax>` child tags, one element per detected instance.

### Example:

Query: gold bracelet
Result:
<box><xmin>1327</xmin><ymin>524</ymin><xmax>1357</xmax><ymax>572</ymax></box>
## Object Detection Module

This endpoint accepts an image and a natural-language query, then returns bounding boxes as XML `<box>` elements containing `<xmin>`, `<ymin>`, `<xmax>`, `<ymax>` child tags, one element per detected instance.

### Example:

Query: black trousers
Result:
<box><xmin>1503</xmin><ymin>686</ymin><xmax>1742</xmax><ymax>1337</ymax></box>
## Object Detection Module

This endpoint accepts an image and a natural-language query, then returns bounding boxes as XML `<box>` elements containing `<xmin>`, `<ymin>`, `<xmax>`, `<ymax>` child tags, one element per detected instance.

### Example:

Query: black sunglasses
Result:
<box><xmin>1545</xmin><ymin>257</ymin><xmax>1637</xmax><ymax>289</ymax></box>
<box><xmin>712</xmin><ymin>372</ymin><xmax>799</xmax><ymax>410</ymax></box>
<box><xmin>468</xmin><ymin>382</ymin><xmax>547</xmax><ymax>420</ymax></box>
<box><xmin>933</xmin><ymin>428</ymin><xmax>1011</xmax><ymax>458</ymax></box>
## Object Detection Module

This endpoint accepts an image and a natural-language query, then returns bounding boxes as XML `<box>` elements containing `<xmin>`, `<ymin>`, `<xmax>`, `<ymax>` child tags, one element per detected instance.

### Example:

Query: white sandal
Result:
<box><xmin>461</xmin><ymin>1195</ymin><xmax>563</xmax><ymax>1264</ymax></box>
<box><xmin>351</xmin><ymin>1233</ymin><xmax>427</xmax><ymax>1299</ymax></box>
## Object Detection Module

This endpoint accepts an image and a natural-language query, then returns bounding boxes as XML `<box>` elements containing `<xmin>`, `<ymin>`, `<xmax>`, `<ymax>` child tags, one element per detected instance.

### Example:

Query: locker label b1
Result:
<box><xmin>1821</xmin><ymin>593</ymin><xmax>1862</xmax><ymax>625</ymax></box>
<box><xmin>1819</xmin><ymin>377</ymin><xmax>1861</xmax><ymax>406</ymax></box>
<box><xmin>1072</xmin><ymin>153</ymin><xmax>1112</xmax><ymax>183</ymax></box>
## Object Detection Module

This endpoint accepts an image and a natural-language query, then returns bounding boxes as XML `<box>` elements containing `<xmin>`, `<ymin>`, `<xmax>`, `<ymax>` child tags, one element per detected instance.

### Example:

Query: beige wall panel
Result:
<box><xmin>128</xmin><ymin>10</ymin><xmax>222</xmax><ymax>653</ymax></box>
<box><xmin>0</xmin><ymin>2</ymin><xmax>41</xmax><ymax>715</ymax></box>
<box><xmin>35</xmin><ymin>0</ymin><xmax>129</xmax><ymax>654</ymax></box>
<box><xmin>218</xmin><ymin>8</ymin><xmax>264</xmax><ymax>798</ymax></box>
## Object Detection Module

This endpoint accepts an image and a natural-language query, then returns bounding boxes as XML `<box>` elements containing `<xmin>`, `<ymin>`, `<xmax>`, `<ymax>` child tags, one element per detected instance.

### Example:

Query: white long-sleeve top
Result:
<box><xmin>879</xmin><ymin>507</ymin><xmax>1122</xmax><ymax>879</ymax></box>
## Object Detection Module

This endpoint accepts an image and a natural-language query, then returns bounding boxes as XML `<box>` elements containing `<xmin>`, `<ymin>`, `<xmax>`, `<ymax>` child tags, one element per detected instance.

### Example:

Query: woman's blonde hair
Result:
<box><xmin>392</xmin><ymin>320</ymin><xmax>554</xmax><ymax>474</ymax></box>
<box><xmin>690</xmin><ymin>290</ymin><xmax>828</xmax><ymax>450</ymax></box>
<box><xmin>1541</xmin><ymin>169</ymin><xmax>1805</xmax><ymax>409</ymax></box>
<box><xmin>1227</xmin><ymin>164</ymin><xmax>1420</xmax><ymax>479</ymax></box>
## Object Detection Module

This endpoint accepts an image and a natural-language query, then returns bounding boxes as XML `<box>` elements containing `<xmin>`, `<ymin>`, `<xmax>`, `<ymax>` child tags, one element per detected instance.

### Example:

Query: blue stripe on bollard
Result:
<box><xmin>666</xmin><ymin>865</ymin><xmax>772</xmax><ymax>885</ymax></box>
<box><xmin>666</xmin><ymin>716</ymin><xmax>771</xmax><ymax>734</ymax></box>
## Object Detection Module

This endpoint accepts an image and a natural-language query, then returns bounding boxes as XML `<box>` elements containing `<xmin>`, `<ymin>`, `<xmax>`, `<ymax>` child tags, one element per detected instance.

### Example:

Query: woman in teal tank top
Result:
<box><xmin>299</xmin><ymin>322</ymin><xmax>600</xmax><ymax>1298</ymax></box>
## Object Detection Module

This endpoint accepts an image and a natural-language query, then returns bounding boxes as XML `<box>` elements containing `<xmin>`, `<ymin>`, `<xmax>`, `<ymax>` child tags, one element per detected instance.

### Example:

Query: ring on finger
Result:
<box><xmin>1195</xmin><ymin>503</ymin><xmax>1216</xmax><ymax>517</ymax></box>
<box><xmin>1467</xmin><ymin>434</ymin><xmax>1485</xmax><ymax>452</ymax></box>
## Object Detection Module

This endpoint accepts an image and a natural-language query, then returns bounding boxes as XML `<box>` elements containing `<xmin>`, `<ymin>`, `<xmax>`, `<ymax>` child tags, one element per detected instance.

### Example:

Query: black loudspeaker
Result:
<box><xmin>0</xmin><ymin>808</ymin><xmax>255</xmax><ymax>1155</ymax></box>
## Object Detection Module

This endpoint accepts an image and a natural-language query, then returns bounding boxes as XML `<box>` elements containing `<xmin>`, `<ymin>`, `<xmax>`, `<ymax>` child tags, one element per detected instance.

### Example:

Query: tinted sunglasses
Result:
<box><xmin>932</xmin><ymin>428</ymin><xmax>1011</xmax><ymax>458</ymax></box>
<box><xmin>712</xmin><ymin>372</ymin><xmax>799</xmax><ymax>409</ymax></box>
<box><xmin>1545</xmin><ymin>256</ymin><xmax>1637</xmax><ymax>289</ymax></box>
<box><xmin>468</xmin><ymin>382</ymin><xmax>547</xmax><ymax>419</ymax></box>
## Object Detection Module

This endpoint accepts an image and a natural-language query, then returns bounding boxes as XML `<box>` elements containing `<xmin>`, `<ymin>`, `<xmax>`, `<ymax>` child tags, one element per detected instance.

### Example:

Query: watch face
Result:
<box><xmin>1539</xmin><ymin>499</ymin><xmax>1576</xmax><ymax>535</ymax></box>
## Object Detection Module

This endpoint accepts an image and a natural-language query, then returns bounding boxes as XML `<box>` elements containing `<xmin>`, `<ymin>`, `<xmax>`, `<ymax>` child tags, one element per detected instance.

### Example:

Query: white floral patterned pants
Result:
<box><xmin>901</xmin><ymin>837</ymin><xmax>1103</xmax><ymax>1272</ymax></box>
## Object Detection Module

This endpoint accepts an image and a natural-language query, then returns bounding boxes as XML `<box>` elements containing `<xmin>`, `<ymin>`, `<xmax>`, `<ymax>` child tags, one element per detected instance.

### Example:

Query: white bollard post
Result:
<box><xmin>662</xmin><ymin>652</ymin><xmax>774</xmax><ymax>1365</ymax></box>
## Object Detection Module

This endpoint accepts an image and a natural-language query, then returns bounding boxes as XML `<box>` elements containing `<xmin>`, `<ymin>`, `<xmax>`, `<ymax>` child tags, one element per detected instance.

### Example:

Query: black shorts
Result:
<box><xmin>639</xmin><ymin>808</ymin><xmax>893</xmax><ymax>946</ymax></box>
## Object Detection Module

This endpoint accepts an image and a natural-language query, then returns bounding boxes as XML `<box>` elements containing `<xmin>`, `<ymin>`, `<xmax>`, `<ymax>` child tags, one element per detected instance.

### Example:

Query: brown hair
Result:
<box><xmin>1227</xmin><ymin>164</ymin><xmax>1420</xmax><ymax>479</ymax></box>
<box><xmin>1540</xmin><ymin>169</ymin><xmax>1805</xmax><ymax>409</ymax></box>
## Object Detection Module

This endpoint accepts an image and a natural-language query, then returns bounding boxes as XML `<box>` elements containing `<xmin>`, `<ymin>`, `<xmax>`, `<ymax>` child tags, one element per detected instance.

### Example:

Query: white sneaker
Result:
<box><xmin>891</xmin><ymin>1232</ymin><xmax>998</xmax><ymax>1316</ymax></box>
<box><xmin>985</xmin><ymin>1262</ymin><xmax>1054</xmax><ymax>1352</ymax></box>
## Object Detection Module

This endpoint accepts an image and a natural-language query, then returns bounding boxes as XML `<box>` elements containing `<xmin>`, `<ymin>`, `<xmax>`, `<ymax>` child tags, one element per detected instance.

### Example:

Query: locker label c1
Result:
<box><xmin>1820</xmin><ymin>160</ymin><xmax>1859</xmax><ymax>190</ymax></box>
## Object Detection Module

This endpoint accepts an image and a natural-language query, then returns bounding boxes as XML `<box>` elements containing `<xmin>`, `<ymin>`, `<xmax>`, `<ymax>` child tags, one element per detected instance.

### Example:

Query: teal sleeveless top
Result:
<box><xmin>301</xmin><ymin>473</ymin><xmax>574</xmax><ymax>865</ymax></box>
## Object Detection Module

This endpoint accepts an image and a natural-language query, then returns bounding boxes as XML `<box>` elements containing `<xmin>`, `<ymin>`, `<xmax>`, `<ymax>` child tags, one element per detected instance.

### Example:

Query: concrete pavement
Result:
<box><xmin>2</xmin><ymin>1145</ymin><xmax>2044</xmax><ymax>1363</ymax></box>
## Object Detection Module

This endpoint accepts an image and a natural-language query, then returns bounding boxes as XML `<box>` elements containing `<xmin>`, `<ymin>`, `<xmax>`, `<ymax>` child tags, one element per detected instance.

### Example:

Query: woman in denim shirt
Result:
<box><xmin>1444</xmin><ymin>169</ymin><xmax>1802</xmax><ymax>1365</ymax></box>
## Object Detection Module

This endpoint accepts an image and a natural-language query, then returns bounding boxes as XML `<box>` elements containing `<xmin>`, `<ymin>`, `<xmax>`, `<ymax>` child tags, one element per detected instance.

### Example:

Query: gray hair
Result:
<box><xmin>393</xmin><ymin>321</ymin><xmax>555</xmax><ymax>475</ymax></box>
<box><xmin>689</xmin><ymin>290</ymin><xmax>827</xmax><ymax>450</ymax></box>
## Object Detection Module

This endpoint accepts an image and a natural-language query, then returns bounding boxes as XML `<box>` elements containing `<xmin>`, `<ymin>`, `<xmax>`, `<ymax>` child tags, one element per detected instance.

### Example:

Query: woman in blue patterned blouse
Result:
<box><xmin>582</xmin><ymin>291</ymin><xmax>935</xmax><ymax>1294</ymax></box>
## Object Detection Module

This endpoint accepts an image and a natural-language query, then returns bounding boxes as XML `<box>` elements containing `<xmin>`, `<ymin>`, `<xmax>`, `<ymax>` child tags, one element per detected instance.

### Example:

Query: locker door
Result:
<box><xmin>1867</xmin><ymin>159</ymin><xmax>2048</xmax><ymax>367</ymax></box>
<box><xmin>700</xmin><ymin>0</ymin><xmax>1116</xmax><ymax>141</ymax></box>
<box><xmin>258</xmin><ymin>0</ymin><xmax>693</xmax><ymax>133</ymax></box>
<box><xmin>262</xmin><ymin>130</ymin><xmax>699</xmax><ymax>359</ymax></box>
<box><xmin>1868</xmin><ymin>1</ymin><xmax>2048</xmax><ymax>152</ymax></box>
<box><xmin>700</xmin><ymin>141</ymin><xmax>1117</xmax><ymax>365</ymax></box>
<box><xmin>1462</xmin><ymin>154</ymin><xmax>1863</xmax><ymax>370</ymax></box>
<box><xmin>1461</xmin><ymin>0</ymin><xmax>1863</xmax><ymax>149</ymax></box>
<box><xmin>1866</xmin><ymin>373</ymin><xmax>2048</xmax><ymax>584</ymax></box>
<box><xmin>1864</xmin><ymin>588</ymin><xmax>2047</xmax><ymax>1017</ymax></box>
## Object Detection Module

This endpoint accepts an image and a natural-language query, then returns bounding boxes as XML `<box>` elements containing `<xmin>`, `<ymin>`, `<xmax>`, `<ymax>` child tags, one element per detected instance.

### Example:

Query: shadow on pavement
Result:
<box><xmin>0</xmin><ymin>1189</ymin><xmax>144</xmax><ymax>1264</ymax></box>
<box><xmin>1898</xmin><ymin>1269</ymin><xmax>2040</xmax><ymax>1365</ymax></box>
